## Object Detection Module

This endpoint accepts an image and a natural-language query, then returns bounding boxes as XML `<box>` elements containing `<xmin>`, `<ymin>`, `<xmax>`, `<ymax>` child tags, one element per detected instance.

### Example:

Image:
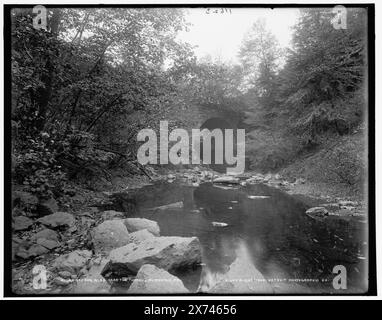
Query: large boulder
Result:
<box><xmin>91</xmin><ymin>220</ymin><xmax>130</xmax><ymax>254</ymax></box>
<box><xmin>128</xmin><ymin>264</ymin><xmax>189</xmax><ymax>294</ymax></box>
<box><xmin>37</xmin><ymin>212</ymin><xmax>75</xmax><ymax>228</ymax></box>
<box><xmin>124</xmin><ymin>218</ymin><xmax>160</xmax><ymax>236</ymax></box>
<box><xmin>13</xmin><ymin>216</ymin><xmax>34</xmax><ymax>231</ymax></box>
<box><xmin>207</xmin><ymin>258</ymin><xmax>274</xmax><ymax>294</ymax></box>
<box><xmin>102</xmin><ymin>236</ymin><xmax>201</xmax><ymax>278</ymax></box>
<box><xmin>53</xmin><ymin>250</ymin><xmax>92</xmax><ymax>274</ymax></box>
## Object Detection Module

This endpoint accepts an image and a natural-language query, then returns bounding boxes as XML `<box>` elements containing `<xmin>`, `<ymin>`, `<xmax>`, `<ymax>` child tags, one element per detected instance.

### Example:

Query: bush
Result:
<box><xmin>13</xmin><ymin>134</ymin><xmax>66</xmax><ymax>199</ymax></box>
<box><xmin>319</xmin><ymin>135</ymin><xmax>366</xmax><ymax>186</ymax></box>
<box><xmin>246</xmin><ymin>130</ymin><xmax>301</xmax><ymax>172</ymax></box>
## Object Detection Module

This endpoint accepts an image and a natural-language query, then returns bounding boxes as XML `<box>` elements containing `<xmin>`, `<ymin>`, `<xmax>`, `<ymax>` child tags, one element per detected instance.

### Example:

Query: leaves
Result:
<box><xmin>11</xmin><ymin>8</ymin><xmax>192</xmax><ymax>195</ymax></box>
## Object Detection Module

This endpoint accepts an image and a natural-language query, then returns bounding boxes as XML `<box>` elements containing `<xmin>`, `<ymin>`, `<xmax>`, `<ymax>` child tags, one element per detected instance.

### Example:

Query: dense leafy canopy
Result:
<box><xmin>11</xmin><ymin>8</ymin><xmax>192</xmax><ymax>195</ymax></box>
<box><xmin>11</xmin><ymin>7</ymin><xmax>367</xmax><ymax>196</ymax></box>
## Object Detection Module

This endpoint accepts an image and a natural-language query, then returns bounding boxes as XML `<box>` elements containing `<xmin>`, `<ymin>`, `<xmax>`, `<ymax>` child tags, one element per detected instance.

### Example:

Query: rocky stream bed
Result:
<box><xmin>11</xmin><ymin>167</ymin><xmax>368</xmax><ymax>294</ymax></box>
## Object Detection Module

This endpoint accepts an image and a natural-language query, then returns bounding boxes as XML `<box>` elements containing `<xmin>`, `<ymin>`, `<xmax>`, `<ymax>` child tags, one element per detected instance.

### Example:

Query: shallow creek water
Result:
<box><xmin>111</xmin><ymin>181</ymin><xmax>368</xmax><ymax>294</ymax></box>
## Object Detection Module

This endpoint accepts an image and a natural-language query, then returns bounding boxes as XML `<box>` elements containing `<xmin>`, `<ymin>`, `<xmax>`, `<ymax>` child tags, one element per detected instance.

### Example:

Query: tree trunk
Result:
<box><xmin>35</xmin><ymin>9</ymin><xmax>62</xmax><ymax>131</ymax></box>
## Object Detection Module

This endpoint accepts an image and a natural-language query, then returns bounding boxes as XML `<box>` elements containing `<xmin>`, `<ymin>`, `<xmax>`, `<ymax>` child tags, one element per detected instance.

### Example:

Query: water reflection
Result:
<box><xmin>112</xmin><ymin>181</ymin><xmax>367</xmax><ymax>293</ymax></box>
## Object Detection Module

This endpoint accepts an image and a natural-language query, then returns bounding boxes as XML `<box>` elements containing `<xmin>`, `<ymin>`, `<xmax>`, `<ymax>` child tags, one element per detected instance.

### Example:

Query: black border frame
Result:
<box><xmin>2</xmin><ymin>3</ymin><xmax>376</xmax><ymax>297</ymax></box>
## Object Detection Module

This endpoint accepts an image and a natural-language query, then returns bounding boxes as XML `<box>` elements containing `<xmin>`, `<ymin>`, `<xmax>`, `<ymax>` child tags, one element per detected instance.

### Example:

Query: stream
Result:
<box><xmin>111</xmin><ymin>180</ymin><xmax>368</xmax><ymax>294</ymax></box>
